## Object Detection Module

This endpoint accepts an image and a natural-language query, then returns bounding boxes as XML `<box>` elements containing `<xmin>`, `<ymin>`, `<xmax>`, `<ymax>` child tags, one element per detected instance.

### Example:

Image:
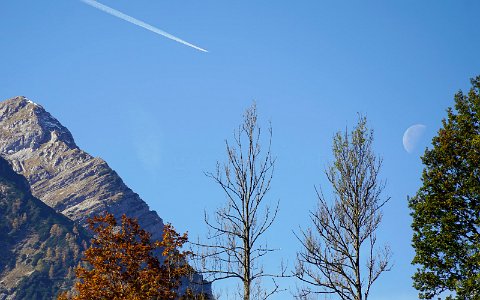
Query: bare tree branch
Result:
<box><xmin>295</xmin><ymin>116</ymin><xmax>392</xmax><ymax>300</ymax></box>
<box><xmin>193</xmin><ymin>103</ymin><xmax>284</xmax><ymax>300</ymax></box>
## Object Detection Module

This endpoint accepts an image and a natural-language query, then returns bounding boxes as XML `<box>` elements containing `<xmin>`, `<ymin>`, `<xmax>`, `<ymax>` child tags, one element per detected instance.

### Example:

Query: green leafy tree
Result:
<box><xmin>409</xmin><ymin>76</ymin><xmax>480</xmax><ymax>299</ymax></box>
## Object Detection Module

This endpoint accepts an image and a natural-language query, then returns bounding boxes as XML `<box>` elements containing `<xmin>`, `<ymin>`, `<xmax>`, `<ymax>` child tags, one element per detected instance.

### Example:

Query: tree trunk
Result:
<box><xmin>244</xmin><ymin>221</ymin><xmax>251</xmax><ymax>300</ymax></box>
<box><xmin>355</xmin><ymin>227</ymin><xmax>362</xmax><ymax>300</ymax></box>
<box><xmin>244</xmin><ymin>241</ymin><xmax>251</xmax><ymax>300</ymax></box>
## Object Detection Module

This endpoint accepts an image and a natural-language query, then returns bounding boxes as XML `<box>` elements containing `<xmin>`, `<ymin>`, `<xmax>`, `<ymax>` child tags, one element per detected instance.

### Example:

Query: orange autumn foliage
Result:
<box><xmin>59</xmin><ymin>213</ymin><xmax>193</xmax><ymax>300</ymax></box>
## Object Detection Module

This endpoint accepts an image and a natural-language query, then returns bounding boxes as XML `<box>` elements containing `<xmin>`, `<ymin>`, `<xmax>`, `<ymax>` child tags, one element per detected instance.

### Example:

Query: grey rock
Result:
<box><xmin>0</xmin><ymin>96</ymin><xmax>164</xmax><ymax>240</ymax></box>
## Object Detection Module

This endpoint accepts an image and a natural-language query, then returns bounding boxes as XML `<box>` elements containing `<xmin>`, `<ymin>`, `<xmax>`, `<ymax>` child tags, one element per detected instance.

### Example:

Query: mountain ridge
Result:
<box><xmin>0</xmin><ymin>96</ymin><xmax>165</xmax><ymax>240</ymax></box>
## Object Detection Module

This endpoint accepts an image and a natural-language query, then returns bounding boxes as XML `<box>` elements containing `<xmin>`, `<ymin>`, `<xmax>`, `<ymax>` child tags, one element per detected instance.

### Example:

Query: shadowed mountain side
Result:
<box><xmin>0</xmin><ymin>96</ymin><xmax>164</xmax><ymax>241</ymax></box>
<box><xmin>0</xmin><ymin>156</ymin><xmax>90</xmax><ymax>299</ymax></box>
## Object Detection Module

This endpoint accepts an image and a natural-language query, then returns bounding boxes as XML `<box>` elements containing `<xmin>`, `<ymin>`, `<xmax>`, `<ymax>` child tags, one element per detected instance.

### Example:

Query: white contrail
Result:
<box><xmin>80</xmin><ymin>0</ymin><xmax>208</xmax><ymax>53</ymax></box>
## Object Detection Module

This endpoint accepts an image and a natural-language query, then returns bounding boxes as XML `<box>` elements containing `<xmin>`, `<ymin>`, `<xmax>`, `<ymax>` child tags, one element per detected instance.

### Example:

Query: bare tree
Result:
<box><xmin>194</xmin><ymin>103</ymin><xmax>281</xmax><ymax>300</ymax></box>
<box><xmin>295</xmin><ymin>116</ymin><xmax>391</xmax><ymax>300</ymax></box>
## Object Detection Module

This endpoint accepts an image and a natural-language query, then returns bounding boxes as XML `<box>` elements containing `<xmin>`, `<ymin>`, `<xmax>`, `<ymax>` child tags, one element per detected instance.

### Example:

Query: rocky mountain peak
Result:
<box><xmin>0</xmin><ymin>96</ymin><xmax>164</xmax><ymax>240</ymax></box>
<box><xmin>0</xmin><ymin>96</ymin><xmax>77</xmax><ymax>155</ymax></box>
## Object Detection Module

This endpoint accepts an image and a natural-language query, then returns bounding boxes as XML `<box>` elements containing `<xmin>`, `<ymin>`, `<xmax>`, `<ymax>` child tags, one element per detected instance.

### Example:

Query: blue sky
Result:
<box><xmin>1</xmin><ymin>1</ymin><xmax>480</xmax><ymax>298</ymax></box>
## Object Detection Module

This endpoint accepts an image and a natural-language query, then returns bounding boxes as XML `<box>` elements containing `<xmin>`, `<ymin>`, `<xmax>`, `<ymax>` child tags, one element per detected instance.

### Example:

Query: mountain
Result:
<box><xmin>0</xmin><ymin>96</ymin><xmax>210</xmax><ymax>296</ymax></box>
<box><xmin>0</xmin><ymin>156</ymin><xmax>89</xmax><ymax>299</ymax></box>
<box><xmin>0</xmin><ymin>96</ymin><xmax>164</xmax><ymax>241</ymax></box>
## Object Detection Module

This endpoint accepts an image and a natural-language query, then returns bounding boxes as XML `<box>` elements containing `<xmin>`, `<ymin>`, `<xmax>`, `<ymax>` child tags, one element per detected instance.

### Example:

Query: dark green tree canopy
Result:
<box><xmin>409</xmin><ymin>76</ymin><xmax>480</xmax><ymax>299</ymax></box>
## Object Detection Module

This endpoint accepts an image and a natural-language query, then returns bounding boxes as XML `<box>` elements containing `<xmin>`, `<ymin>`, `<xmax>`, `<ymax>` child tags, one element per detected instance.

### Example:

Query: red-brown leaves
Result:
<box><xmin>60</xmin><ymin>213</ymin><xmax>192</xmax><ymax>300</ymax></box>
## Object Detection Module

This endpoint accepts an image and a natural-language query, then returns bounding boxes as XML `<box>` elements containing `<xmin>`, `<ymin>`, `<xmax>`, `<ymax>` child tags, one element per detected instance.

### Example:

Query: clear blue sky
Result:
<box><xmin>1</xmin><ymin>1</ymin><xmax>480</xmax><ymax>298</ymax></box>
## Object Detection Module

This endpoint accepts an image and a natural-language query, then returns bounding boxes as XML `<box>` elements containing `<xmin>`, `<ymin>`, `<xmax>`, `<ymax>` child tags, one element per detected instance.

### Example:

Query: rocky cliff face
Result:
<box><xmin>0</xmin><ymin>96</ymin><xmax>164</xmax><ymax>240</ymax></box>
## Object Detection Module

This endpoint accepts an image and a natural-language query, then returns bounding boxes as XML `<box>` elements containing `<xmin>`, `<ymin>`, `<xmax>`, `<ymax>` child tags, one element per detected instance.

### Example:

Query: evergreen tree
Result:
<box><xmin>409</xmin><ymin>76</ymin><xmax>480</xmax><ymax>299</ymax></box>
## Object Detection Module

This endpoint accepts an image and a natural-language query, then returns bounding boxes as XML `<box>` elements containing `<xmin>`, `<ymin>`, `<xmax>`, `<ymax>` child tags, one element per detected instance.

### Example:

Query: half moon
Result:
<box><xmin>403</xmin><ymin>124</ymin><xmax>426</xmax><ymax>153</ymax></box>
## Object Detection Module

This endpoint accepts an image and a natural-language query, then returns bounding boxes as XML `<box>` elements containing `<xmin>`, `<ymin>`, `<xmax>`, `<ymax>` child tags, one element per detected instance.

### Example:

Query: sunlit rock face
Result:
<box><xmin>0</xmin><ymin>96</ymin><xmax>164</xmax><ymax>239</ymax></box>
